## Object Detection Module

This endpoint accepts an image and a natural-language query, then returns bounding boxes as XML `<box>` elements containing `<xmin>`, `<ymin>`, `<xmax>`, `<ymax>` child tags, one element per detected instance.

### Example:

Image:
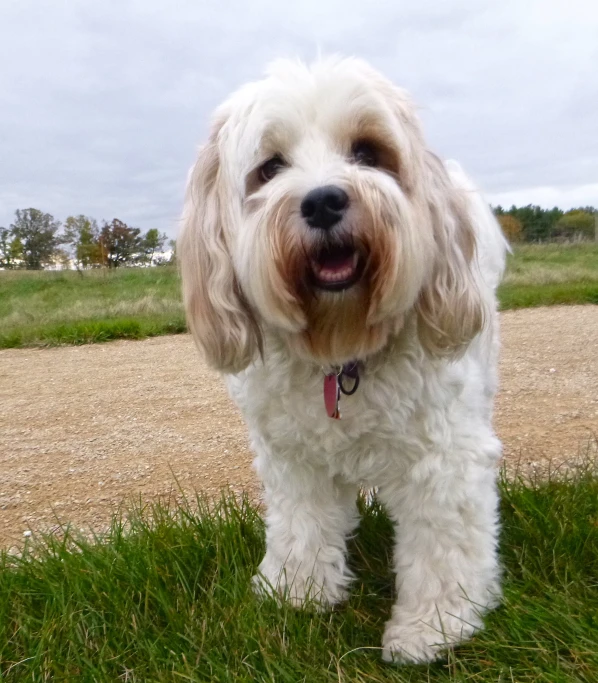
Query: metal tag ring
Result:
<box><xmin>338</xmin><ymin>372</ymin><xmax>360</xmax><ymax>396</ymax></box>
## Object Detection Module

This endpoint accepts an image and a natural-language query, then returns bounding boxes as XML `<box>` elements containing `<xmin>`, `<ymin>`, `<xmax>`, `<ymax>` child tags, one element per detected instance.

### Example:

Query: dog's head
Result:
<box><xmin>179</xmin><ymin>57</ymin><xmax>484</xmax><ymax>372</ymax></box>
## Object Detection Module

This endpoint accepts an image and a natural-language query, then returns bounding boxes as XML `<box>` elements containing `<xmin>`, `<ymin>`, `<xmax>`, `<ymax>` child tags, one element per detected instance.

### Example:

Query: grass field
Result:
<box><xmin>2</xmin><ymin>249</ymin><xmax>596</xmax><ymax>681</ymax></box>
<box><xmin>0</xmin><ymin>266</ymin><xmax>186</xmax><ymax>348</ymax></box>
<box><xmin>1</xmin><ymin>243</ymin><xmax>597</xmax><ymax>349</ymax></box>
<box><xmin>499</xmin><ymin>243</ymin><xmax>598</xmax><ymax>309</ymax></box>
<box><xmin>0</xmin><ymin>466</ymin><xmax>596</xmax><ymax>681</ymax></box>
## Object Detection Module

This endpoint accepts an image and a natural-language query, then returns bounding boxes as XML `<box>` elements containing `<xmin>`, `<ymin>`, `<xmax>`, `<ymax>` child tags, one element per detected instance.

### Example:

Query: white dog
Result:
<box><xmin>179</xmin><ymin>57</ymin><xmax>508</xmax><ymax>664</ymax></box>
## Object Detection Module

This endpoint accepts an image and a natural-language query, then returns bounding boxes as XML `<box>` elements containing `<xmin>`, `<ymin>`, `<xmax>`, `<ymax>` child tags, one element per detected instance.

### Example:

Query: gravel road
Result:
<box><xmin>1</xmin><ymin>306</ymin><xmax>596</xmax><ymax>548</ymax></box>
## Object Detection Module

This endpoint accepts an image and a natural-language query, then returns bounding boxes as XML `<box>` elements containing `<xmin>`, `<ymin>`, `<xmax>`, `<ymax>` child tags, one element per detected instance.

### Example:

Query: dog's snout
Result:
<box><xmin>300</xmin><ymin>185</ymin><xmax>349</xmax><ymax>231</ymax></box>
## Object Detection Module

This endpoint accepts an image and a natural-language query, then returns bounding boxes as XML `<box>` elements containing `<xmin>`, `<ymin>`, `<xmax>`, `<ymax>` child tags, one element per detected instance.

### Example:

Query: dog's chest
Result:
<box><xmin>226</xmin><ymin>358</ymin><xmax>427</xmax><ymax>483</ymax></box>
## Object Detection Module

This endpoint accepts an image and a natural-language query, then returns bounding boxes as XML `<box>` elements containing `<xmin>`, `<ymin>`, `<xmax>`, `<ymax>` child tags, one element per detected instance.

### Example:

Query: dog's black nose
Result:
<box><xmin>300</xmin><ymin>185</ymin><xmax>349</xmax><ymax>230</ymax></box>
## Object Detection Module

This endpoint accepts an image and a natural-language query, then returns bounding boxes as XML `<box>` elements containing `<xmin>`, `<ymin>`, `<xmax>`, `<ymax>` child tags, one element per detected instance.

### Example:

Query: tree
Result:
<box><xmin>98</xmin><ymin>219</ymin><xmax>142</xmax><ymax>268</ymax></box>
<box><xmin>10</xmin><ymin>208</ymin><xmax>62</xmax><ymax>269</ymax></box>
<box><xmin>509</xmin><ymin>205</ymin><xmax>564</xmax><ymax>242</ymax></box>
<box><xmin>491</xmin><ymin>205</ymin><xmax>567</xmax><ymax>242</ymax></box>
<box><xmin>141</xmin><ymin>228</ymin><xmax>167</xmax><ymax>266</ymax></box>
<box><xmin>0</xmin><ymin>227</ymin><xmax>23</xmax><ymax>269</ymax></box>
<box><xmin>553</xmin><ymin>209</ymin><xmax>595</xmax><ymax>241</ymax></box>
<box><xmin>167</xmin><ymin>238</ymin><xmax>177</xmax><ymax>264</ymax></box>
<box><xmin>496</xmin><ymin>214</ymin><xmax>523</xmax><ymax>243</ymax></box>
<box><xmin>62</xmin><ymin>215</ymin><xmax>102</xmax><ymax>269</ymax></box>
<box><xmin>53</xmin><ymin>248</ymin><xmax>72</xmax><ymax>270</ymax></box>
<box><xmin>0</xmin><ymin>228</ymin><xmax>9</xmax><ymax>268</ymax></box>
<box><xmin>10</xmin><ymin>235</ymin><xmax>24</xmax><ymax>266</ymax></box>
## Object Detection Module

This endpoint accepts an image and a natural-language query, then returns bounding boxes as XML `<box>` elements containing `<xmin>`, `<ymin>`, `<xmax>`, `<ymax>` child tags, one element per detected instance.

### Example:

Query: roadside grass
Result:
<box><xmin>1</xmin><ymin>243</ymin><xmax>597</xmax><ymax>348</ymax></box>
<box><xmin>499</xmin><ymin>243</ymin><xmax>598</xmax><ymax>309</ymax></box>
<box><xmin>498</xmin><ymin>281</ymin><xmax>598</xmax><ymax>309</ymax></box>
<box><xmin>503</xmin><ymin>243</ymin><xmax>598</xmax><ymax>286</ymax></box>
<box><xmin>0</xmin><ymin>266</ymin><xmax>186</xmax><ymax>348</ymax></box>
<box><xmin>1</xmin><ymin>465</ymin><xmax>597</xmax><ymax>682</ymax></box>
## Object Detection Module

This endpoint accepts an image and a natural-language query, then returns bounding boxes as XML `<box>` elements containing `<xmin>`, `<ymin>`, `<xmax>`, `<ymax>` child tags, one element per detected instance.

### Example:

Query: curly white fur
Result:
<box><xmin>179</xmin><ymin>57</ymin><xmax>508</xmax><ymax>664</ymax></box>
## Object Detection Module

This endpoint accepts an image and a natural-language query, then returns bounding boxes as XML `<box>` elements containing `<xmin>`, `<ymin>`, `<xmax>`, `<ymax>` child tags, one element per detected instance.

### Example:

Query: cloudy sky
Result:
<box><xmin>1</xmin><ymin>0</ymin><xmax>597</xmax><ymax>238</ymax></box>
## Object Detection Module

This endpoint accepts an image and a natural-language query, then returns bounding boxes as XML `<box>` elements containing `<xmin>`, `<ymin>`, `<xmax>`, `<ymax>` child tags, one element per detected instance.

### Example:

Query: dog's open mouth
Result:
<box><xmin>309</xmin><ymin>244</ymin><xmax>364</xmax><ymax>291</ymax></box>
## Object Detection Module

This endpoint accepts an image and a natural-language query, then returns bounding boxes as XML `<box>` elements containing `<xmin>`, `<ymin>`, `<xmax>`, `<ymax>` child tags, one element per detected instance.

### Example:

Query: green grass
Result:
<box><xmin>1</xmin><ymin>467</ymin><xmax>597</xmax><ymax>682</ymax></box>
<box><xmin>0</xmin><ymin>266</ymin><xmax>186</xmax><ymax>348</ymax></box>
<box><xmin>1</xmin><ymin>243</ymin><xmax>597</xmax><ymax>348</ymax></box>
<box><xmin>498</xmin><ymin>243</ymin><xmax>598</xmax><ymax>309</ymax></box>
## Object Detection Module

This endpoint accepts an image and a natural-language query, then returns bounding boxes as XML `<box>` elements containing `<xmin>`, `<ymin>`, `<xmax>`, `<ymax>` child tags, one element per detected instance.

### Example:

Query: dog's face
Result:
<box><xmin>180</xmin><ymin>58</ymin><xmax>484</xmax><ymax>372</ymax></box>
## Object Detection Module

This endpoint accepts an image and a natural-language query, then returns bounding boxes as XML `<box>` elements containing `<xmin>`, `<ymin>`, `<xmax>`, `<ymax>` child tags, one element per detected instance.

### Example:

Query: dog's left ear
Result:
<box><xmin>415</xmin><ymin>154</ymin><xmax>486</xmax><ymax>357</ymax></box>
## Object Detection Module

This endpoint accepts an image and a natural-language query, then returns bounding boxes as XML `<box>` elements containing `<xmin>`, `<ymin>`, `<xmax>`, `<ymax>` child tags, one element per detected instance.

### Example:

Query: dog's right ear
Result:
<box><xmin>179</xmin><ymin>117</ymin><xmax>261</xmax><ymax>373</ymax></box>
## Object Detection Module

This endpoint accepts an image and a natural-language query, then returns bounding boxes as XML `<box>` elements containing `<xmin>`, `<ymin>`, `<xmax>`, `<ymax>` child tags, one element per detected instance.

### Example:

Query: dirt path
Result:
<box><xmin>1</xmin><ymin>306</ymin><xmax>597</xmax><ymax>548</ymax></box>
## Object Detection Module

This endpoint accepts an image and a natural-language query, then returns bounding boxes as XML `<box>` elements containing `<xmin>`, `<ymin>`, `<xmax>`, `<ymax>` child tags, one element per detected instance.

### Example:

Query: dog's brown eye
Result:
<box><xmin>259</xmin><ymin>155</ymin><xmax>286</xmax><ymax>183</ymax></box>
<box><xmin>351</xmin><ymin>141</ymin><xmax>378</xmax><ymax>167</ymax></box>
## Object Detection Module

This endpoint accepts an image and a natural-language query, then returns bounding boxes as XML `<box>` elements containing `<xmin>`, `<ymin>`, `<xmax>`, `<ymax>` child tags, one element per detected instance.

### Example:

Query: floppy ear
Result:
<box><xmin>178</xmin><ymin>119</ymin><xmax>261</xmax><ymax>373</ymax></box>
<box><xmin>415</xmin><ymin>154</ymin><xmax>486</xmax><ymax>356</ymax></box>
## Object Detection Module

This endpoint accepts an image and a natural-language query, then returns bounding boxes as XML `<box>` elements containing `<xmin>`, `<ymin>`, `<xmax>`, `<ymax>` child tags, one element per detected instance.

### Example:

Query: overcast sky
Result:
<box><xmin>1</xmin><ymin>0</ymin><xmax>597</xmax><ymax>237</ymax></box>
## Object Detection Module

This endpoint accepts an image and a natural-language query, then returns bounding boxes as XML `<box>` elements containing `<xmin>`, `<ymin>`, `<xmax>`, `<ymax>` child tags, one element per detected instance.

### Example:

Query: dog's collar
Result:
<box><xmin>322</xmin><ymin>361</ymin><xmax>360</xmax><ymax>419</ymax></box>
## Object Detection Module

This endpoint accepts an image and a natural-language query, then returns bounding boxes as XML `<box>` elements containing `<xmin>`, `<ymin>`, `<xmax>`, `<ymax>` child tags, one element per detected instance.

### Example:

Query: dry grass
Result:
<box><xmin>503</xmin><ymin>242</ymin><xmax>598</xmax><ymax>286</ymax></box>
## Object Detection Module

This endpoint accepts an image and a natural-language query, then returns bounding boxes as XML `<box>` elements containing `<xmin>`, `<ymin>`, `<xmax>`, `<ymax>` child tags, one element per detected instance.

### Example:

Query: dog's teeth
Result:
<box><xmin>318</xmin><ymin>265</ymin><xmax>354</xmax><ymax>282</ymax></box>
<box><xmin>311</xmin><ymin>249</ymin><xmax>360</xmax><ymax>286</ymax></box>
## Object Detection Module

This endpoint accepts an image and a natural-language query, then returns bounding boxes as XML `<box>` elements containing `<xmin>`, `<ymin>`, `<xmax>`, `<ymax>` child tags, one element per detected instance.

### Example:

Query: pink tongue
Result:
<box><xmin>319</xmin><ymin>255</ymin><xmax>354</xmax><ymax>275</ymax></box>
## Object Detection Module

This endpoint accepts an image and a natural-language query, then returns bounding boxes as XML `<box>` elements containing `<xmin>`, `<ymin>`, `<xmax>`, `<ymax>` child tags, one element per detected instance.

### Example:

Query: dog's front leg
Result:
<box><xmin>253</xmin><ymin>456</ymin><xmax>358</xmax><ymax>609</ymax></box>
<box><xmin>378</xmin><ymin>454</ymin><xmax>501</xmax><ymax>664</ymax></box>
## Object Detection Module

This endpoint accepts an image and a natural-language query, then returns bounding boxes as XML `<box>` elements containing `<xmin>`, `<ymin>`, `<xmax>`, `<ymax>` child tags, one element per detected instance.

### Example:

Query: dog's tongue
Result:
<box><xmin>312</xmin><ymin>251</ymin><xmax>358</xmax><ymax>284</ymax></box>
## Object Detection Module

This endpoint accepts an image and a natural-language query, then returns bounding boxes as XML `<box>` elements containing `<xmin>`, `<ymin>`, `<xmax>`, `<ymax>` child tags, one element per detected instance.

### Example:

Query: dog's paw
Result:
<box><xmin>382</xmin><ymin>625</ymin><xmax>447</xmax><ymax>664</ymax></box>
<box><xmin>382</xmin><ymin>615</ymin><xmax>478</xmax><ymax>665</ymax></box>
<box><xmin>251</xmin><ymin>572</ymin><xmax>331</xmax><ymax>610</ymax></box>
<box><xmin>251</xmin><ymin>570</ymin><xmax>348</xmax><ymax>610</ymax></box>
<box><xmin>252</xmin><ymin>555</ymin><xmax>350</xmax><ymax>610</ymax></box>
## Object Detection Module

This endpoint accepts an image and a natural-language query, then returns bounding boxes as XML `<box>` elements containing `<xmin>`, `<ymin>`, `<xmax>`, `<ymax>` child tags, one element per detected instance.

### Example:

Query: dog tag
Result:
<box><xmin>324</xmin><ymin>373</ymin><xmax>341</xmax><ymax>419</ymax></box>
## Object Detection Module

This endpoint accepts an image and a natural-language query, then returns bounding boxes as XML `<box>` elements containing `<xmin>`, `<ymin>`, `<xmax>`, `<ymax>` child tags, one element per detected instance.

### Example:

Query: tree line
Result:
<box><xmin>1</xmin><ymin>203</ymin><xmax>596</xmax><ymax>271</ymax></box>
<box><xmin>0</xmin><ymin>209</ymin><xmax>174</xmax><ymax>270</ymax></box>
<box><xmin>492</xmin><ymin>205</ymin><xmax>597</xmax><ymax>243</ymax></box>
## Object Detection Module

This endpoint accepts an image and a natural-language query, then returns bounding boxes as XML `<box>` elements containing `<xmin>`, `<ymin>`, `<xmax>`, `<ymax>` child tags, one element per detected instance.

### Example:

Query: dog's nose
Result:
<box><xmin>300</xmin><ymin>185</ymin><xmax>349</xmax><ymax>230</ymax></box>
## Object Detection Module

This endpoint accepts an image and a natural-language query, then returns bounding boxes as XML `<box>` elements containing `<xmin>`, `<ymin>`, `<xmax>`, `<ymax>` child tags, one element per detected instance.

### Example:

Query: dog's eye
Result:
<box><xmin>259</xmin><ymin>155</ymin><xmax>286</xmax><ymax>183</ymax></box>
<box><xmin>351</xmin><ymin>141</ymin><xmax>379</xmax><ymax>167</ymax></box>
